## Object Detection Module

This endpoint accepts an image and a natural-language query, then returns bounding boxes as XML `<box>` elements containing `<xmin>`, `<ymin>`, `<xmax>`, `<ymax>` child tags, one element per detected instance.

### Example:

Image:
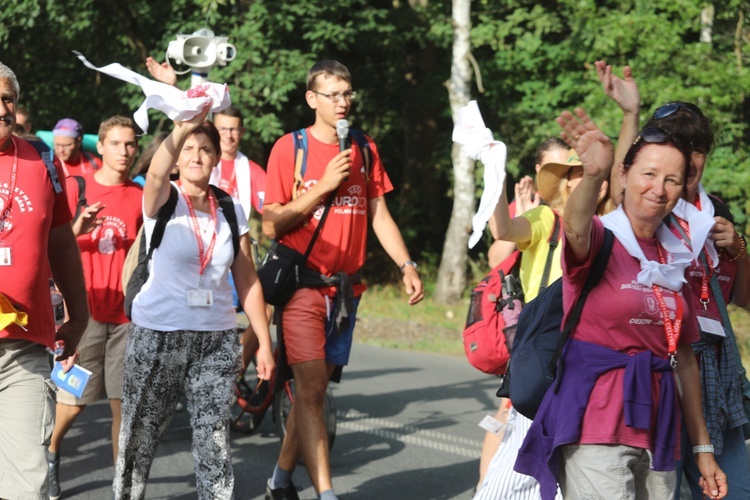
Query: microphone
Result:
<box><xmin>336</xmin><ymin>119</ymin><xmax>349</xmax><ymax>152</ymax></box>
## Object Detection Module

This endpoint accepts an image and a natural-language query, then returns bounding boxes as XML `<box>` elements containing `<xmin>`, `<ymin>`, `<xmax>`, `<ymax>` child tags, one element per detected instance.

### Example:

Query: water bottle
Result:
<box><xmin>50</xmin><ymin>279</ymin><xmax>65</xmax><ymax>328</ymax></box>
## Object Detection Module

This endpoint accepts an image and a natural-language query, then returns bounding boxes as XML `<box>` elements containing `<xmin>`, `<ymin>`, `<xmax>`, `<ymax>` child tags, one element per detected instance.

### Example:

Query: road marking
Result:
<box><xmin>338</xmin><ymin>409</ymin><xmax>482</xmax><ymax>458</ymax></box>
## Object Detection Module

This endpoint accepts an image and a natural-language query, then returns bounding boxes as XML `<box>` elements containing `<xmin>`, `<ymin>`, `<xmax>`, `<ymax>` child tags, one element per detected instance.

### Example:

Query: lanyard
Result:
<box><xmin>654</xmin><ymin>243</ymin><xmax>684</xmax><ymax>368</ymax></box>
<box><xmin>0</xmin><ymin>137</ymin><xmax>18</xmax><ymax>227</ymax></box>
<box><xmin>178</xmin><ymin>182</ymin><xmax>218</xmax><ymax>280</ymax></box>
<box><xmin>675</xmin><ymin>213</ymin><xmax>714</xmax><ymax>311</ymax></box>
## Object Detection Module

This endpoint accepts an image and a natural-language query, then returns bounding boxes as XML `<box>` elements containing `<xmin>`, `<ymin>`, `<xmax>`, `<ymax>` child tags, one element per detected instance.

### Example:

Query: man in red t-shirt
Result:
<box><xmin>47</xmin><ymin>116</ymin><xmax>142</xmax><ymax>499</ymax></box>
<box><xmin>53</xmin><ymin>117</ymin><xmax>102</xmax><ymax>177</ymax></box>
<box><xmin>0</xmin><ymin>62</ymin><xmax>88</xmax><ymax>500</ymax></box>
<box><xmin>262</xmin><ymin>60</ymin><xmax>424</xmax><ymax>500</ymax></box>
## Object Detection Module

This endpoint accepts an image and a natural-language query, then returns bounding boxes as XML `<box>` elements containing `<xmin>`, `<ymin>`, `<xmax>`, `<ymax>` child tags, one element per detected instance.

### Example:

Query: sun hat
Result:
<box><xmin>536</xmin><ymin>149</ymin><xmax>582</xmax><ymax>203</ymax></box>
<box><xmin>52</xmin><ymin>118</ymin><xmax>84</xmax><ymax>138</ymax></box>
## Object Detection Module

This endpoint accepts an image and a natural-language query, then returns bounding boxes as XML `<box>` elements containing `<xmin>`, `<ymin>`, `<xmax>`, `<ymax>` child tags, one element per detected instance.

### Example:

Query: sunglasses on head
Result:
<box><xmin>632</xmin><ymin>127</ymin><xmax>689</xmax><ymax>148</ymax></box>
<box><xmin>652</xmin><ymin>102</ymin><xmax>704</xmax><ymax>121</ymax></box>
<box><xmin>624</xmin><ymin>127</ymin><xmax>691</xmax><ymax>169</ymax></box>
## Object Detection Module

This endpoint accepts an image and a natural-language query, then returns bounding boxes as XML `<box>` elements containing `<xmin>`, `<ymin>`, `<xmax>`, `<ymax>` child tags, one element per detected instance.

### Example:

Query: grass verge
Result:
<box><xmin>357</xmin><ymin>284</ymin><xmax>750</xmax><ymax>369</ymax></box>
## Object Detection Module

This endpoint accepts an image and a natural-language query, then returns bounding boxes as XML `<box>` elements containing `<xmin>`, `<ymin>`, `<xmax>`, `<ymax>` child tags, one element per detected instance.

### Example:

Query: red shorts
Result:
<box><xmin>280</xmin><ymin>288</ymin><xmax>358</xmax><ymax>365</ymax></box>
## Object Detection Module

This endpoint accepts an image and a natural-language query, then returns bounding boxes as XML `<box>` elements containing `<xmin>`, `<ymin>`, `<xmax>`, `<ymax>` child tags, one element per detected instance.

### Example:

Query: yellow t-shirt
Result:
<box><xmin>516</xmin><ymin>205</ymin><xmax>562</xmax><ymax>301</ymax></box>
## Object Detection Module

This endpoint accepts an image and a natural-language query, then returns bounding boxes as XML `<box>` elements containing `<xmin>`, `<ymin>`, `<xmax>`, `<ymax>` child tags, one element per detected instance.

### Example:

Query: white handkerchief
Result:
<box><xmin>452</xmin><ymin>101</ymin><xmax>509</xmax><ymax>248</ymax></box>
<box><xmin>452</xmin><ymin>100</ymin><xmax>495</xmax><ymax>160</ymax></box>
<box><xmin>73</xmin><ymin>51</ymin><xmax>231</xmax><ymax>134</ymax></box>
<box><xmin>601</xmin><ymin>206</ymin><xmax>693</xmax><ymax>291</ymax></box>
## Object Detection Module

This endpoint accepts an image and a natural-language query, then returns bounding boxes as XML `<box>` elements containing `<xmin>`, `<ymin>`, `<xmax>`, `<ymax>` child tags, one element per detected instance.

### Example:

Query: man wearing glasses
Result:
<box><xmin>262</xmin><ymin>60</ymin><xmax>424</xmax><ymax>500</ymax></box>
<box><xmin>210</xmin><ymin>105</ymin><xmax>267</xmax><ymax>221</ymax></box>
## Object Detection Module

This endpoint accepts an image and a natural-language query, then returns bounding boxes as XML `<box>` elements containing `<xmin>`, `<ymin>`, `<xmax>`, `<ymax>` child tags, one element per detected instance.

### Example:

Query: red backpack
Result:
<box><xmin>462</xmin><ymin>213</ymin><xmax>560</xmax><ymax>375</ymax></box>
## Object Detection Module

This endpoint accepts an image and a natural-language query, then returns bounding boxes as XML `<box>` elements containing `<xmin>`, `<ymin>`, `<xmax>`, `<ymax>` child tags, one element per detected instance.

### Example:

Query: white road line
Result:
<box><xmin>338</xmin><ymin>410</ymin><xmax>483</xmax><ymax>458</ymax></box>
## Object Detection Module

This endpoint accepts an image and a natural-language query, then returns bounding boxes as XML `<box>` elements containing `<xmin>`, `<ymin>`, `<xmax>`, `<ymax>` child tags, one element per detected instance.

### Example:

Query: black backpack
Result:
<box><xmin>123</xmin><ymin>184</ymin><xmax>240</xmax><ymax>319</ymax></box>
<box><xmin>500</xmin><ymin>228</ymin><xmax>615</xmax><ymax>419</ymax></box>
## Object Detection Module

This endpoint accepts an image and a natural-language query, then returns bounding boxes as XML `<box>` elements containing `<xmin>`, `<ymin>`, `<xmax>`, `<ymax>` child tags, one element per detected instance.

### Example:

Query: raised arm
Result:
<box><xmin>488</xmin><ymin>178</ymin><xmax>532</xmax><ymax>244</ymax></box>
<box><xmin>557</xmin><ymin>109</ymin><xmax>614</xmax><ymax>263</ymax></box>
<box><xmin>595</xmin><ymin>61</ymin><xmax>640</xmax><ymax>205</ymax></box>
<box><xmin>143</xmin><ymin>104</ymin><xmax>210</xmax><ymax>218</ymax></box>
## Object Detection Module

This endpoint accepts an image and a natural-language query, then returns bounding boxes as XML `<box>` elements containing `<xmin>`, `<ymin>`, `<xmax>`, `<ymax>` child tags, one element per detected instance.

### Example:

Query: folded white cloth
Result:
<box><xmin>601</xmin><ymin>205</ymin><xmax>693</xmax><ymax>291</ymax></box>
<box><xmin>452</xmin><ymin>101</ymin><xmax>508</xmax><ymax>248</ymax></box>
<box><xmin>671</xmin><ymin>183</ymin><xmax>718</xmax><ymax>267</ymax></box>
<box><xmin>73</xmin><ymin>51</ymin><xmax>231</xmax><ymax>134</ymax></box>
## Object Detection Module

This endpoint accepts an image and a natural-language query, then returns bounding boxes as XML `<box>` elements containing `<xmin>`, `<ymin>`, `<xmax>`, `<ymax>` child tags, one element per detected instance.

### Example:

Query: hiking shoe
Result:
<box><xmin>48</xmin><ymin>454</ymin><xmax>61</xmax><ymax>500</ymax></box>
<box><xmin>265</xmin><ymin>479</ymin><xmax>300</xmax><ymax>500</ymax></box>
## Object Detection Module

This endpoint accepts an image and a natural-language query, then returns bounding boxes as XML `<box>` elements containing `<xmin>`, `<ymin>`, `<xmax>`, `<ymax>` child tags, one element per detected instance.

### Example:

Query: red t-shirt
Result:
<box><xmin>0</xmin><ymin>138</ymin><xmax>72</xmax><ymax>349</ymax></box>
<box><xmin>61</xmin><ymin>151</ymin><xmax>101</xmax><ymax>177</ymax></box>
<box><xmin>563</xmin><ymin>217</ymin><xmax>699</xmax><ymax>452</ymax></box>
<box><xmin>265</xmin><ymin>128</ymin><xmax>393</xmax><ymax>295</ymax></box>
<box><xmin>219</xmin><ymin>158</ymin><xmax>238</xmax><ymax>198</ymax></box>
<box><xmin>66</xmin><ymin>172</ymin><xmax>143</xmax><ymax>324</ymax></box>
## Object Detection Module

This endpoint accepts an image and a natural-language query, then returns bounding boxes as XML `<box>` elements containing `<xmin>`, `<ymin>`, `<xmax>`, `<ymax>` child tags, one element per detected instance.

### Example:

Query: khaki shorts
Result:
<box><xmin>559</xmin><ymin>444</ymin><xmax>676</xmax><ymax>499</ymax></box>
<box><xmin>57</xmin><ymin>317</ymin><xmax>129</xmax><ymax>405</ymax></box>
<box><xmin>0</xmin><ymin>339</ymin><xmax>56</xmax><ymax>500</ymax></box>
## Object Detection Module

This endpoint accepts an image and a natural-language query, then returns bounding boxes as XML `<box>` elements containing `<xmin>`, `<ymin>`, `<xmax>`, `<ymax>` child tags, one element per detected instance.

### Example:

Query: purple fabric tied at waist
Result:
<box><xmin>514</xmin><ymin>339</ymin><xmax>677</xmax><ymax>500</ymax></box>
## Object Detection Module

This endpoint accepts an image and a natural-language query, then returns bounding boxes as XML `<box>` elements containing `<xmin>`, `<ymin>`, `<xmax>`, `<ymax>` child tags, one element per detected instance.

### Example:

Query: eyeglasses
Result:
<box><xmin>217</xmin><ymin>126</ymin><xmax>242</xmax><ymax>135</ymax></box>
<box><xmin>652</xmin><ymin>102</ymin><xmax>704</xmax><ymax>121</ymax></box>
<box><xmin>312</xmin><ymin>90</ymin><xmax>357</xmax><ymax>103</ymax></box>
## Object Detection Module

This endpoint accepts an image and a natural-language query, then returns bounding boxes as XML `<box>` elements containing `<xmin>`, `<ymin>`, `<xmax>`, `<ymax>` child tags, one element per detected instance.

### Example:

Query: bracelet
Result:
<box><xmin>728</xmin><ymin>235</ymin><xmax>747</xmax><ymax>262</ymax></box>
<box><xmin>692</xmin><ymin>444</ymin><xmax>715</xmax><ymax>454</ymax></box>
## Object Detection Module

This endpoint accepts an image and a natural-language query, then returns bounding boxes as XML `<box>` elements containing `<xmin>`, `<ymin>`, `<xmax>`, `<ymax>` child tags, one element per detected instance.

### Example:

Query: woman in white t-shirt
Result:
<box><xmin>114</xmin><ymin>105</ymin><xmax>274</xmax><ymax>500</ymax></box>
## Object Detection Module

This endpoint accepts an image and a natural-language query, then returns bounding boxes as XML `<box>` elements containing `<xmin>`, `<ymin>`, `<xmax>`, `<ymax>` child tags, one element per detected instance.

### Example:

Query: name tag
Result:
<box><xmin>187</xmin><ymin>289</ymin><xmax>213</xmax><ymax>307</ymax></box>
<box><xmin>698</xmin><ymin>316</ymin><xmax>725</xmax><ymax>338</ymax></box>
<box><xmin>0</xmin><ymin>241</ymin><xmax>12</xmax><ymax>266</ymax></box>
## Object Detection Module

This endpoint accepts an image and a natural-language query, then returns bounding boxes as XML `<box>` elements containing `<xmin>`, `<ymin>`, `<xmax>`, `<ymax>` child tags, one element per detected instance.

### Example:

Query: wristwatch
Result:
<box><xmin>400</xmin><ymin>260</ymin><xmax>419</xmax><ymax>272</ymax></box>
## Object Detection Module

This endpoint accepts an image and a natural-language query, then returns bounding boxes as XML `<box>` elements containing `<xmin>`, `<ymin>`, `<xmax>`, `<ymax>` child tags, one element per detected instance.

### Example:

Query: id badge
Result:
<box><xmin>698</xmin><ymin>316</ymin><xmax>725</xmax><ymax>338</ymax></box>
<box><xmin>187</xmin><ymin>289</ymin><xmax>213</xmax><ymax>307</ymax></box>
<box><xmin>0</xmin><ymin>241</ymin><xmax>12</xmax><ymax>266</ymax></box>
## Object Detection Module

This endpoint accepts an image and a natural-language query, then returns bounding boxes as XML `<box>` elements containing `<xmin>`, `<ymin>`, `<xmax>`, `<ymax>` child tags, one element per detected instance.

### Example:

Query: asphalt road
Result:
<box><xmin>53</xmin><ymin>342</ymin><xmax>500</xmax><ymax>499</ymax></box>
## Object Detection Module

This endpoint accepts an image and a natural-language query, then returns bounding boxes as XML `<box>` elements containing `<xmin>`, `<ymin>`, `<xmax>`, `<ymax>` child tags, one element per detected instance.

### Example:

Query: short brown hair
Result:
<box><xmin>98</xmin><ymin>115</ymin><xmax>140</xmax><ymax>143</ymax></box>
<box><xmin>306</xmin><ymin>60</ymin><xmax>351</xmax><ymax>91</ymax></box>
<box><xmin>189</xmin><ymin>121</ymin><xmax>221</xmax><ymax>158</ymax></box>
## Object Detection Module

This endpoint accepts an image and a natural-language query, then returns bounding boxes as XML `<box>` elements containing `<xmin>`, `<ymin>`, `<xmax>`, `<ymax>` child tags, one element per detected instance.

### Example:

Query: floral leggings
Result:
<box><xmin>113</xmin><ymin>324</ymin><xmax>241</xmax><ymax>500</ymax></box>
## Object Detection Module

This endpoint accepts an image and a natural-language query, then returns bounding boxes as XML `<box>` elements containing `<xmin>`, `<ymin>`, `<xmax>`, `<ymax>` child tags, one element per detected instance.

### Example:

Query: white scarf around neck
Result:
<box><xmin>670</xmin><ymin>183</ymin><xmax>718</xmax><ymax>268</ymax></box>
<box><xmin>600</xmin><ymin>205</ymin><xmax>693</xmax><ymax>291</ymax></box>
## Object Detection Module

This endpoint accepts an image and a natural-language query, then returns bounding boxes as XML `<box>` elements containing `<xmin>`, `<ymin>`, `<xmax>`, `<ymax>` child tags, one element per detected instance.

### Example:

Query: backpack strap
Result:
<box><xmin>29</xmin><ymin>140</ymin><xmax>63</xmax><ymax>194</ymax></box>
<box><xmin>538</xmin><ymin>211</ymin><xmax>561</xmax><ymax>292</ymax></box>
<box><xmin>209</xmin><ymin>185</ymin><xmax>240</xmax><ymax>258</ymax></box>
<box><xmin>709</xmin><ymin>194</ymin><xmax>734</xmax><ymax>224</ymax></box>
<box><xmin>550</xmin><ymin>228</ymin><xmax>615</xmax><ymax>378</ymax></box>
<box><xmin>83</xmin><ymin>151</ymin><xmax>100</xmax><ymax>171</ymax></box>
<box><xmin>292</xmin><ymin>129</ymin><xmax>308</xmax><ymax>200</ymax></box>
<box><xmin>146</xmin><ymin>185</ymin><xmax>179</xmax><ymax>257</ymax></box>
<box><xmin>349</xmin><ymin>129</ymin><xmax>372</xmax><ymax>182</ymax></box>
<box><xmin>72</xmin><ymin>176</ymin><xmax>87</xmax><ymax>221</ymax></box>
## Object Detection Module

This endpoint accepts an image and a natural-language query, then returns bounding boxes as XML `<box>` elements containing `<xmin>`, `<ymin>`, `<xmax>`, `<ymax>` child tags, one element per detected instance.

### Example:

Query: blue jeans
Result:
<box><xmin>675</xmin><ymin>422</ymin><xmax>750</xmax><ymax>499</ymax></box>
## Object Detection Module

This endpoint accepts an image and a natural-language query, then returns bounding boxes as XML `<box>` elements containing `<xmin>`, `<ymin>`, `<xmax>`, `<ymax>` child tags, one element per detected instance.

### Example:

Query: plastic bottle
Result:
<box><xmin>50</xmin><ymin>279</ymin><xmax>65</xmax><ymax>328</ymax></box>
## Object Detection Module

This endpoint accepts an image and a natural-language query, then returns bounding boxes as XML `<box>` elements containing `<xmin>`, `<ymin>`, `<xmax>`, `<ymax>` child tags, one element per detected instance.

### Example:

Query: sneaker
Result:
<box><xmin>48</xmin><ymin>454</ymin><xmax>61</xmax><ymax>500</ymax></box>
<box><xmin>265</xmin><ymin>479</ymin><xmax>300</xmax><ymax>500</ymax></box>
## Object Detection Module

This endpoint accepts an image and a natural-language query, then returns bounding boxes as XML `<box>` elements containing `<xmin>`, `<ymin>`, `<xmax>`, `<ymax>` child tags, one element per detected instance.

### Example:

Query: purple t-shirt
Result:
<box><xmin>562</xmin><ymin>217</ymin><xmax>699</xmax><ymax>451</ymax></box>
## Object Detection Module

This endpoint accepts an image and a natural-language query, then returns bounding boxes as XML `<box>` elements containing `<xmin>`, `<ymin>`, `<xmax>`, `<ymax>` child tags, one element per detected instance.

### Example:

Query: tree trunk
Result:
<box><xmin>434</xmin><ymin>0</ymin><xmax>473</xmax><ymax>305</ymax></box>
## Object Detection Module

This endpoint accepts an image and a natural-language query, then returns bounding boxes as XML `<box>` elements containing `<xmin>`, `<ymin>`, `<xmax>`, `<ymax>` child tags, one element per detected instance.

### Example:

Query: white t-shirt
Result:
<box><xmin>131</xmin><ymin>184</ymin><xmax>249</xmax><ymax>331</ymax></box>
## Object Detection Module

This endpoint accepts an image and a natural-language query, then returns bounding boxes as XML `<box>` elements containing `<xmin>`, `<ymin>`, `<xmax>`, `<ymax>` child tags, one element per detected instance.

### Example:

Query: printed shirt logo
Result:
<box><xmin>0</xmin><ymin>186</ymin><xmax>34</xmax><ymax>235</ymax></box>
<box><xmin>92</xmin><ymin>216</ymin><xmax>128</xmax><ymax>254</ymax></box>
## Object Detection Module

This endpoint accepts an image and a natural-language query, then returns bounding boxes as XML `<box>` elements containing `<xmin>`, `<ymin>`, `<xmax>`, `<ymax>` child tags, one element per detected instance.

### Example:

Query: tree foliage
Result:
<box><xmin>4</xmin><ymin>0</ymin><xmax>750</xmax><ymax>299</ymax></box>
